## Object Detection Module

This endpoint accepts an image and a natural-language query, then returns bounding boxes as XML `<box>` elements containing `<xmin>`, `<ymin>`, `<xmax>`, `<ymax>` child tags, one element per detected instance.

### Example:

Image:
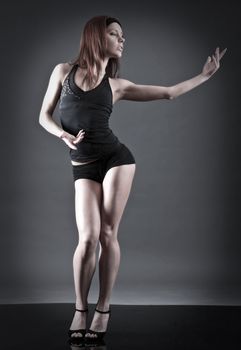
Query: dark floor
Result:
<box><xmin>1</xmin><ymin>303</ymin><xmax>241</xmax><ymax>349</ymax></box>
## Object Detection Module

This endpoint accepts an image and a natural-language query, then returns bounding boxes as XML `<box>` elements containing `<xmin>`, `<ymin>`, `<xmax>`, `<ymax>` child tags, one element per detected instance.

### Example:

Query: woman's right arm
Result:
<box><xmin>39</xmin><ymin>63</ymin><xmax>85</xmax><ymax>149</ymax></box>
<box><xmin>38</xmin><ymin>63</ymin><xmax>66</xmax><ymax>138</ymax></box>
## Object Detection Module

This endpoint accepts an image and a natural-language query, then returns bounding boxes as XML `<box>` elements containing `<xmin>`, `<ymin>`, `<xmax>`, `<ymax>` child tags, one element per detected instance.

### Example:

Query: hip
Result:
<box><xmin>71</xmin><ymin>142</ymin><xmax>135</xmax><ymax>166</ymax></box>
<box><xmin>70</xmin><ymin>139</ymin><xmax>121</xmax><ymax>164</ymax></box>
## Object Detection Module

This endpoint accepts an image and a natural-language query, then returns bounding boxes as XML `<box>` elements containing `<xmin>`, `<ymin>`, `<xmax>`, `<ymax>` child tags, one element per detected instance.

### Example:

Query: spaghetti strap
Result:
<box><xmin>62</xmin><ymin>63</ymin><xmax>77</xmax><ymax>86</ymax></box>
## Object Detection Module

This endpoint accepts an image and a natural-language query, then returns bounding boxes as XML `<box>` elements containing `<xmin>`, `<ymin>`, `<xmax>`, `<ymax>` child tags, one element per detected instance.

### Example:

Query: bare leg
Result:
<box><xmin>86</xmin><ymin>164</ymin><xmax>136</xmax><ymax>337</ymax></box>
<box><xmin>69</xmin><ymin>178</ymin><xmax>102</xmax><ymax>338</ymax></box>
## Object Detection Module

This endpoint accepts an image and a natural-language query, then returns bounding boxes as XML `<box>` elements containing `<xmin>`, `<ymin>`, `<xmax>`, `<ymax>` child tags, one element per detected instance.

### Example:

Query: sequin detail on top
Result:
<box><xmin>59</xmin><ymin>75</ymin><xmax>81</xmax><ymax>108</ymax></box>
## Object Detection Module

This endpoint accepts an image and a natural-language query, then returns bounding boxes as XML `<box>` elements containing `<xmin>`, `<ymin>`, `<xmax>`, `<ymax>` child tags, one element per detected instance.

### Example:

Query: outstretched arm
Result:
<box><xmin>119</xmin><ymin>47</ymin><xmax>227</xmax><ymax>101</ymax></box>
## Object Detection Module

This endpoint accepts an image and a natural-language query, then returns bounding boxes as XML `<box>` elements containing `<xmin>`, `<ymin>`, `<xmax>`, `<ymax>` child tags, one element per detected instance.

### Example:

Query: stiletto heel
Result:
<box><xmin>85</xmin><ymin>307</ymin><xmax>111</xmax><ymax>344</ymax></box>
<box><xmin>68</xmin><ymin>308</ymin><xmax>88</xmax><ymax>341</ymax></box>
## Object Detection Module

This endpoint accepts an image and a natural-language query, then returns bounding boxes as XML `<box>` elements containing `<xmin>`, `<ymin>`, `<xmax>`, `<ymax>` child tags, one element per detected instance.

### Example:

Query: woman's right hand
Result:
<box><xmin>59</xmin><ymin>129</ymin><xmax>85</xmax><ymax>150</ymax></box>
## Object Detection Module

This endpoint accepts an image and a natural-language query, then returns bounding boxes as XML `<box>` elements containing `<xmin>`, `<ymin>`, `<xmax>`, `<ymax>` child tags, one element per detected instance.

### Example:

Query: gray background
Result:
<box><xmin>1</xmin><ymin>0</ymin><xmax>240</xmax><ymax>305</ymax></box>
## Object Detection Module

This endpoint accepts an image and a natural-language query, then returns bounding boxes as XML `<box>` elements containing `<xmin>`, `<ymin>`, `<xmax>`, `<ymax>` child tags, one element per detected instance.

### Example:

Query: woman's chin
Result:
<box><xmin>110</xmin><ymin>51</ymin><xmax>123</xmax><ymax>58</ymax></box>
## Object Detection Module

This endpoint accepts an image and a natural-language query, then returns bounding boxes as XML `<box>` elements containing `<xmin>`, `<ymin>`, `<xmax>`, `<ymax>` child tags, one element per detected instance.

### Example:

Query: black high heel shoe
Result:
<box><xmin>68</xmin><ymin>308</ymin><xmax>88</xmax><ymax>340</ymax></box>
<box><xmin>84</xmin><ymin>307</ymin><xmax>111</xmax><ymax>343</ymax></box>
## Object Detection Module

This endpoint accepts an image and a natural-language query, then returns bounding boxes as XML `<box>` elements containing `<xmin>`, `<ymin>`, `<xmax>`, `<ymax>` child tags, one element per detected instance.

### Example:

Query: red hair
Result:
<box><xmin>70</xmin><ymin>15</ymin><xmax>122</xmax><ymax>89</ymax></box>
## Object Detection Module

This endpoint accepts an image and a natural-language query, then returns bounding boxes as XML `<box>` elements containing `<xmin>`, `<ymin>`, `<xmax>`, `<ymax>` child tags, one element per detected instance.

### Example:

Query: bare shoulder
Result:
<box><xmin>51</xmin><ymin>62</ymin><xmax>75</xmax><ymax>86</ymax></box>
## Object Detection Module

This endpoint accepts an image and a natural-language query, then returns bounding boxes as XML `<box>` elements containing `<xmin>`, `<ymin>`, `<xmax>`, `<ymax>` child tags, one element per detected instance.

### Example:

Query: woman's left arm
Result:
<box><xmin>119</xmin><ymin>47</ymin><xmax>227</xmax><ymax>101</ymax></box>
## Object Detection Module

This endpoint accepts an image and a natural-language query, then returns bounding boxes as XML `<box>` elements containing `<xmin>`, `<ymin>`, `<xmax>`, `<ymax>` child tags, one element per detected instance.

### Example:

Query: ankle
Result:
<box><xmin>75</xmin><ymin>302</ymin><xmax>88</xmax><ymax>310</ymax></box>
<box><xmin>96</xmin><ymin>301</ymin><xmax>110</xmax><ymax>311</ymax></box>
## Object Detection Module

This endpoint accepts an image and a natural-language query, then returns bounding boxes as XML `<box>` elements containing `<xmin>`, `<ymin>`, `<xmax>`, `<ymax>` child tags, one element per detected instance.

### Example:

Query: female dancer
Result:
<box><xmin>39</xmin><ymin>15</ymin><xmax>227</xmax><ymax>344</ymax></box>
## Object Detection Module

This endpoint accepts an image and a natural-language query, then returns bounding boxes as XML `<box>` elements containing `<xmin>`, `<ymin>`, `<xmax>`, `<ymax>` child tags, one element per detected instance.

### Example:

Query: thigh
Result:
<box><xmin>72</xmin><ymin>158</ymin><xmax>103</xmax><ymax>184</ymax></box>
<box><xmin>100</xmin><ymin>162</ymin><xmax>136</xmax><ymax>234</ymax></box>
<box><xmin>74</xmin><ymin>179</ymin><xmax>103</xmax><ymax>240</ymax></box>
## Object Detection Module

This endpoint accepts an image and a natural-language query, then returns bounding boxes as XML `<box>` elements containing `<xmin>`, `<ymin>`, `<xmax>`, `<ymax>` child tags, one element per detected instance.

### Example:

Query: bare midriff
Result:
<box><xmin>71</xmin><ymin>159</ymin><xmax>99</xmax><ymax>166</ymax></box>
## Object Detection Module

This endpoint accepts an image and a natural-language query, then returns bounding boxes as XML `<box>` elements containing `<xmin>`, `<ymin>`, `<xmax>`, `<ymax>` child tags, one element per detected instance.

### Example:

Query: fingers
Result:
<box><xmin>60</xmin><ymin>129</ymin><xmax>85</xmax><ymax>149</ymax></box>
<box><xmin>73</xmin><ymin>129</ymin><xmax>85</xmax><ymax>144</ymax></box>
<box><xmin>76</xmin><ymin>129</ymin><xmax>84</xmax><ymax>136</ymax></box>
<box><xmin>66</xmin><ymin>139</ymin><xmax>77</xmax><ymax>150</ymax></box>
<box><xmin>212</xmin><ymin>54</ymin><xmax>218</xmax><ymax>66</ymax></box>
<box><xmin>76</xmin><ymin>130</ymin><xmax>85</xmax><ymax>140</ymax></box>
<box><xmin>210</xmin><ymin>47</ymin><xmax>222</xmax><ymax>68</ymax></box>
<box><xmin>219</xmin><ymin>47</ymin><xmax>227</xmax><ymax>59</ymax></box>
<box><xmin>207</xmin><ymin>56</ymin><xmax>212</xmax><ymax>63</ymax></box>
<box><xmin>213</xmin><ymin>46</ymin><xmax>227</xmax><ymax>62</ymax></box>
<box><xmin>212</xmin><ymin>47</ymin><xmax>219</xmax><ymax>66</ymax></box>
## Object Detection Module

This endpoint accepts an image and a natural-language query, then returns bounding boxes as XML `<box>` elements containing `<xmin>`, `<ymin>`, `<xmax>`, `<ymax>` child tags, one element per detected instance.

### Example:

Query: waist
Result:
<box><xmin>81</xmin><ymin>128</ymin><xmax>116</xmax><ymax>143</ymax></box>
<box><xmin>69</xmin><ymin>137</ymin><xmax>121</xmax><ymax>162</ymax></box>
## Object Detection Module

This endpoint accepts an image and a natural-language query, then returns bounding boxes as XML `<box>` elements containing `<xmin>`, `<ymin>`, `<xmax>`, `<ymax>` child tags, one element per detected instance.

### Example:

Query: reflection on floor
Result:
<box><xmin>1</xmin><ymin>304</ymin><xmax>241</xmax><ymax>349</ymax></box>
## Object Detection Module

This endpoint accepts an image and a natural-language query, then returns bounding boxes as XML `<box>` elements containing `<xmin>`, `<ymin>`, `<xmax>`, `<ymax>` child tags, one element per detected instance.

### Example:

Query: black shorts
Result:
<box><xmin>72</xmin><ymin>142</ymin><xmax>136</xmax><ymax>184</ymax></box>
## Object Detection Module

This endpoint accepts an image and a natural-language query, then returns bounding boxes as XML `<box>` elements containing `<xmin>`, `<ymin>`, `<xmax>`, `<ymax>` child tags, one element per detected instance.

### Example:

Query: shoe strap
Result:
<box><xmin>87</xmin><ymin>328</ymin><xmax>105</xmax><ymax>334</ymax></box>
<box><xmin>75</xmin><ymin>308</ymin><xmax>88</xmax><ymax>312</ymax></box>
<box><xmin>95</xmin><ymin>307</ymin><xmax>110</xmax><ymax>314</ymax></box>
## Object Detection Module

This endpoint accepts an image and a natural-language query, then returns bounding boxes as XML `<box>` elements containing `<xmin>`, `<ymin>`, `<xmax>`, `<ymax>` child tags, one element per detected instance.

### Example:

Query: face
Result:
<box><xmin>105</xmin><ymin>22</ymin><xmax>125</xmax><ymax>58</ymax></box>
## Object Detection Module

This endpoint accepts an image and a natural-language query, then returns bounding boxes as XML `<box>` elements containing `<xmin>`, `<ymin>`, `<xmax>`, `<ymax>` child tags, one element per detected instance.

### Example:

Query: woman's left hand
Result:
<box><xmin>201</xmin><ymin>47</ymin><xmax>227</xmax><ymax>79</ymax></box>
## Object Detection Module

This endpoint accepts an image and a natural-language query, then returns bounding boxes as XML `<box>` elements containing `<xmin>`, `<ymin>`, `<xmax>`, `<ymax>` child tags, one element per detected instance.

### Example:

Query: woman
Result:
<box><xmin>39</xmin><ymin>15</ymin><xmax>227</xmax><ymax>344</ymax></box>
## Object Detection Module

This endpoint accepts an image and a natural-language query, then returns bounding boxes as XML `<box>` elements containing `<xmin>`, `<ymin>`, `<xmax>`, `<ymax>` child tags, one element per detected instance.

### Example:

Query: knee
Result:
<box><xmin>99</xmin><ymin>223</ymin><xmax>119</xmax><ymax>246</ymax></box>
<box><xmin>78</xmin><ymin>239</ymin><xmax>98</xmax><ymax>257</ymax></box>
<box><xmin>78</xmin><ymin>232</ymin><xmax>99</xmax><ymax>257</ymax></box>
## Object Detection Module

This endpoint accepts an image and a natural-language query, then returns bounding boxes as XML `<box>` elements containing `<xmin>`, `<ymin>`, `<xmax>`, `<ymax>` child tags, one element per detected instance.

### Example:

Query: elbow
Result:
<box><xmin>39</xmin><ymin>111</ymin><xmax>52</xmax><ymax>125</ymax></box>
<box><xmin>39</xmin><ymin>114</ymin><xmax>45</xmax><ymax>126</ymax></box>
<box><xmin>39</xmin><ymin>116</ymin><xmax>48</xmax><ymax>129</ymax></box>
<box><xmin>39</xmin><ymin>109</ymin><xmax>46</xmax><ymax>125</ymax></box>
<box><xmin>166</xmin><ymin>87</ymin><xmax>175</xmax><ymax>100</ymax></box>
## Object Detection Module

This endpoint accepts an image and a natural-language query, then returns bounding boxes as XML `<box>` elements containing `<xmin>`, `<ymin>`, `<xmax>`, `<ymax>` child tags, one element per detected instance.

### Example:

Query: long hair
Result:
<box><xmin>70</xmin><ymin>15</ymin><xmax>122</xmax><ymax>89</ymax></box>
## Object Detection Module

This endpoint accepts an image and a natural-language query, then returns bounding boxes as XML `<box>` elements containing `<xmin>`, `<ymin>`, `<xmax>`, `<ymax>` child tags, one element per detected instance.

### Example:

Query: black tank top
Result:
<box><xmin>59</xmin><ymin>64</ymin><xmax>121</xmax><ymax>162</ymax></box>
